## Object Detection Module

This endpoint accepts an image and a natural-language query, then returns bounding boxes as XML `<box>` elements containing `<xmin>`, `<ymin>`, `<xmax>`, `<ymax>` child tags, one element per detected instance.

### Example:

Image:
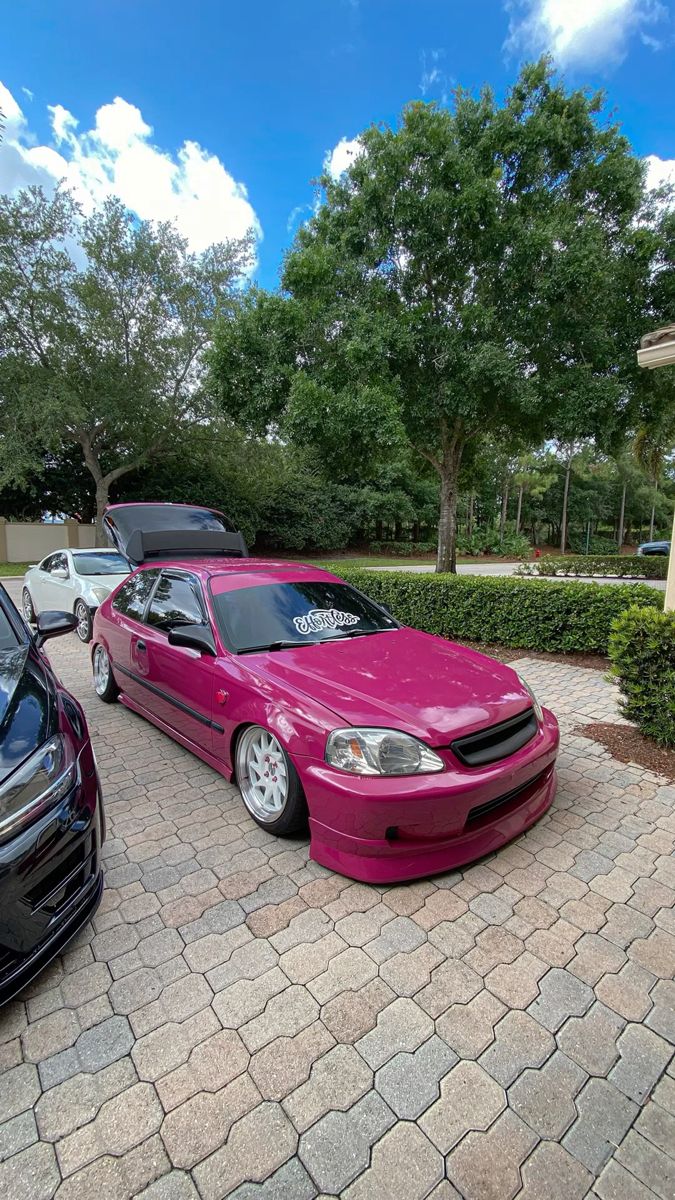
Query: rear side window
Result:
<box><xmin>146</xmin><ymin>575</ymin><xmax>204</xmax><ymax>631</ymax></box>
<box><xmin>112</xmin><ymin>571</ymin><xmax>158</xmax><ymax>622</ymax></box>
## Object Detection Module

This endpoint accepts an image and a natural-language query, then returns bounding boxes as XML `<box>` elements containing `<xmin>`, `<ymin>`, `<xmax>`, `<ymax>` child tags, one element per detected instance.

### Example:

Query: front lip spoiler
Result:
<box><xmin>0</xmin><ymin>870</ymin><xmax>103</xmax><ymax>1008</ymax></box>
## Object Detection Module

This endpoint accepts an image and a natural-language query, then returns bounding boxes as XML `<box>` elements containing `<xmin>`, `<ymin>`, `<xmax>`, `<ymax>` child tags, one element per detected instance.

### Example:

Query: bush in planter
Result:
<box><xmin>517</xmin><ymin>555</ymin><xmax>668</xmax><ymax>580</ymax></box>
<box><xmin>609</xmin><ymin>606</ymin><xmax>675</xmax><ymax>747</ymax></box>
<box><xmin>326</xmin><ymin>567</ymin><xmax>662</xmax><ymax>654</ymax></box>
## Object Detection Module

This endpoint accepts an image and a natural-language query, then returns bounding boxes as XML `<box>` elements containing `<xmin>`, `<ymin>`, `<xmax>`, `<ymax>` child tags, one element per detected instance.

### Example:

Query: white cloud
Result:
<box><xmin>0</xmin><ymin>82</ymin><xmax>261</xmax><ymax>257</ymax></box>
<box><xmin>505</xmin><ymin>0</ymin><xmax>667</xmax><ymax>66</ymax></box>
<box><xmin>324</xmin><ymin>135</ymin><xmax>363</xmax><ymax>179</ymax></box>
<box><xmin>645</xmin><ymin>153</ymin><xmax>675</xmax><ymax>191</ymax></box>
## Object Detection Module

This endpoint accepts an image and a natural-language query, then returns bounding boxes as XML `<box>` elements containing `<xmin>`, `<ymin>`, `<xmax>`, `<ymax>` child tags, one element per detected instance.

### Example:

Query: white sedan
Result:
<box><xmin>22</xmin><ymin>548</ymin><xmax>130</xmax><ymax>643</ymax></box>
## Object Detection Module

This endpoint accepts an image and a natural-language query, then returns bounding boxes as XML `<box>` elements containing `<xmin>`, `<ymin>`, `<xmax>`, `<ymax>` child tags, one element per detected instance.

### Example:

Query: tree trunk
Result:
<box><xmin>649</xmin><ymin>497</ymin><xmax>656</xmax><ymax>541</ymax></box>
<box><xmin>94</xmin><ymin>481</ymin><xmax>109</xmax><ymax>542</ymax></box>
<box><xmin>467</xmin><ymin>493</ymin><xmax>474</xmax><ymax>538</ymax></box>
<box><xmin>560</xmin><ymin>447</ymin><xmax>573</xmax><ymax>554</ymax></box>
<box><xmin>617</xmin><ymin>481</ymin><xmax>627</xmax><ymax>553</ymax></box>
<box><xmin>499</xmin><ymin>479</ymin><xmax>509</xmax><ymax>543</ymax></box>
<box><xmin>436</xmin><ymin>435</ymin><xmax>464</xmax><ymax>573</ymax></box>
<box><xmin>515</xmin><ymin>484</ymin><xmax>523</xmax><ymax>534</ymax></box>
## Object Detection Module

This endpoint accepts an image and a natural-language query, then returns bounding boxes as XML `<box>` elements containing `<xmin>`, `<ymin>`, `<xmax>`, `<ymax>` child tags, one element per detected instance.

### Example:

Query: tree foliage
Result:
<box><xmin>211</xmin><ymin>58</ymin><xmax>667</xmax><ymax>570</ymax></box>
<box><xmin>0</xmin><ymin>186</ymin><xmax>253</xmax><ymax>532</ymax></box>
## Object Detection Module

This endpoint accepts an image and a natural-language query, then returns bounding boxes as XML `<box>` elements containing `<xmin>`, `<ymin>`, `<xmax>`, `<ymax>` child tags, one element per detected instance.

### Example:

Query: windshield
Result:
<box><xmin>72</xmin><ymin>552</ymin><xmax>129</xmax><ymax>576</ymax></box>
<box><xmin>211</xmin><ymin>580</ymin><xmax>397</xmax><ymax>652</ymax></box>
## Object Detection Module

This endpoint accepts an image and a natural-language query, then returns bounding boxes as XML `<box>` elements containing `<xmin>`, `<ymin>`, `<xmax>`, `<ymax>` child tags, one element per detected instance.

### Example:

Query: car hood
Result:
<box><xmin>0</xmin><ymin>647</ymin><xmax>55</xmax><ymax>785</ymax></box>
<box><xmin>251</xmin><ymin>627</ymin><xmax>532</xmax><ymax>744</ymax></box>
<box><xmin>81</xmin><ymin>572</ymin><xmax>129</xmax><ymax>594</ymax></box>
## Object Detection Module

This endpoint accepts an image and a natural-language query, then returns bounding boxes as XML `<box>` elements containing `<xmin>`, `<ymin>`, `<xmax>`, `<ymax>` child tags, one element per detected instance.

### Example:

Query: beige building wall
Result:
<box><xmin>0</xmin><ymin>519</ymin><xmax>99</xmax><ymax>563</ymax></box>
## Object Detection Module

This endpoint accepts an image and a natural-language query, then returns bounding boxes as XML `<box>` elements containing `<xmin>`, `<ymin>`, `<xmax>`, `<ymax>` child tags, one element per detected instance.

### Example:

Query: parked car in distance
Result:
<box><xmin>0</xmin><ymin>585</ymin><xmax>105</xmax><ymax>1005</ymax></box>
<box><xmin>23</xmin><ymin>549</ymin><xmax>131</xmax><ymax>643</ymax></box>
<box><xmin>91</xmin><ymin>502</ymin><xmax>559</xmax><ymax>884</ymax></box>
<box><xmin>636</xmin><ymin>540</ymin><xmax>671</xmax><ymax>556</ymax></box>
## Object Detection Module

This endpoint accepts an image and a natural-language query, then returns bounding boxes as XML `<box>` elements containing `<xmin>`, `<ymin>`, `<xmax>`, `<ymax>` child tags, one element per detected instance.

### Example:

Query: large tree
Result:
<box><xmin>212</xmin><ymin>59</ymin><xmax>656</xmax><ymax>570</ymax></box>
<box><xmin>0</xmin><ymin>186</ymin><xmax>253</xmax><ymax>534</ymax></box>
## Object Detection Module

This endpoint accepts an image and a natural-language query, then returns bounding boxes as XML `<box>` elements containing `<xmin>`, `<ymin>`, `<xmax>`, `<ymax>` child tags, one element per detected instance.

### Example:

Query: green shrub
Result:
<box><xmin>609</xmin><ymin>606</ymin><xmax>675</xmax><ymax>747</ymax></box>
<box><xmin>326</xmin><ymin>567</ymin><xmax>663</xmax><ymax>654</ymax></box>
<box><xmin>517</xmin><ymin>555</ymin><xmax>668</xmax><ymax>580</ymax></box>
<box><xmin>568</xmin><ymin>534</ymin><xmax>619</xmax><ymax>555</ymax></box>
<box><xmin>369</xmin><ymin>540</ymin><xmax>437</xmax><ymax>556</ymax></box>
<box><xmin>455</xmin><ymin>529</ymin><xmax>531</xmax><ymax>558</ymax></box>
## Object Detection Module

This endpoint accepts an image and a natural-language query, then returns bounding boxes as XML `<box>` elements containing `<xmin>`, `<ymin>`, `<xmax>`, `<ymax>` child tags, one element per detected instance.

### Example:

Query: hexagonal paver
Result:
<box><xmin>297</xmin><ymin>1090</ymin><xmax>395</xmax><ymax>1194</ymax></box>
<box><xmin>420</xmin><ymin>1061</ymin><xmax>506</xmax><ymax>1153</ymax></box>
<box><xmin>446</xmin><ymin>1109</ymin><xmax>538</xmax><ymax>1200</ymax></box>
<box><xmin>374</xmin><ymin>1035</ymin><xmax>457</xmax><ymax>1119</ymax></box>
<box><xmin>342</xmin><ymin>1121</ymin><xmax>443</xmax><ymax>1200</ymax></box>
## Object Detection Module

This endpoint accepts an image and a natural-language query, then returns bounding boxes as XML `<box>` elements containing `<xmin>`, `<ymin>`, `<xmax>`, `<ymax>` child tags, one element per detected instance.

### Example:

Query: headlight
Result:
<box><xmin>517</xmin><ymin>675</ymin><xmax>543</xmax><ymax>722</ymax></box>
<box><xmin>325</xmin><ymin>728</ymin><xmax>444</xmax><ymax>775</ymax></box>
<box><xmin>92</xmin><ymin>587</ymin><xmax>109</xmax><ymax>604</ymax></box>
<box><xmin>0</xmin><ymin>736</ymin><xmax>77</xmax><ymax>841</ymax></box>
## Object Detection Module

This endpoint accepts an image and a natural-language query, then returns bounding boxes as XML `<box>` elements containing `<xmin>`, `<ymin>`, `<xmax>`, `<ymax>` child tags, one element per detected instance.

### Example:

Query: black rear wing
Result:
<box><xmin>123</xmin><ymin>527</ymin><xmax>248</xmax><ymax>566</ymax></box>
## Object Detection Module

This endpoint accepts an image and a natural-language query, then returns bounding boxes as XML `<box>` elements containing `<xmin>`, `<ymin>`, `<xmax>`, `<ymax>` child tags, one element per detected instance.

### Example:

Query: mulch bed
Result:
<box><xmin>573</xmin><ymin>721</ymin><xmax>675</xmax><ymax>783</ymax></box>
<box><xmin>463</xmin><ymin>642</ymin><xmax>609</xmax><ymax>671</ymax></box>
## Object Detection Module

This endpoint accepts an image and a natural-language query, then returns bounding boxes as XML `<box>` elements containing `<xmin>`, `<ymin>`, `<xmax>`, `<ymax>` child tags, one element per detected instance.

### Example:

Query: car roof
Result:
<box><xmin>134</xmin><ymin>557</ymin><xmax>338</xmax><ymax>582</ymax></box>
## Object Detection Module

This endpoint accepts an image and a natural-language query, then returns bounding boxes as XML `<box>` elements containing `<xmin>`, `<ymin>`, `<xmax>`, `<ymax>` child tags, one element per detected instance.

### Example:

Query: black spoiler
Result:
<box><xmin>102</xmin><ymin>503</ymin><xmax>248</xmax><ymax>567</ymax></box>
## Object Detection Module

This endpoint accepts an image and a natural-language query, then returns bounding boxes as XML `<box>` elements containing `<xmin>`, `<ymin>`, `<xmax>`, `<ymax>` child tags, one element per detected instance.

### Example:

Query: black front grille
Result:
<box><xmin>451</xmin><ymin>707</ymin><xmax>538</xmax><ymax>768</ymax></box>
<box><xmin>467</xmin><ymin>767</ymin><xmax>549</xmax><ymax>826</ymax></box>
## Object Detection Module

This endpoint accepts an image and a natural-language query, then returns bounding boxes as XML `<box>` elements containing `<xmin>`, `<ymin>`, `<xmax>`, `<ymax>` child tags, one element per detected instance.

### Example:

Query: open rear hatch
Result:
<box><xmin>103</xmin><ymin>503</ymin><xmax>248</xmax><ymax>566</ymax></box>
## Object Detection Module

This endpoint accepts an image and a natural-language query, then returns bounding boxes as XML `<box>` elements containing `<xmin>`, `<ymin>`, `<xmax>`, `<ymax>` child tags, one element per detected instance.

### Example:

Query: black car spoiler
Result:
<box><xmin>102</xmin><ymin>503</ymin><xmax>248</xmax><ymax>567</ymax></box>
<box><xmin>124</xmin><ymin>527</ymin><xmax>248</xmax><ymax>565</ymax></box>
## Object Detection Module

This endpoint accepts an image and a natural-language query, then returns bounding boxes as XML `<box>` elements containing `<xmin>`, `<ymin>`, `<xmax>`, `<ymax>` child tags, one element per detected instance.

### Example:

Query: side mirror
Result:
<box><xmin>168</xmin><ymin>623</ymin><xmax>217</xmax><ymax>656</ymax></box>
<box><xmin>35</xmin><ymin>610</ymin><xmax>78</xmax><ymax>648</ymax></box>
<box><xmin>52</xmin><ymin>567</ymin><xmax>69</xmax><ymax>580</ymax></box>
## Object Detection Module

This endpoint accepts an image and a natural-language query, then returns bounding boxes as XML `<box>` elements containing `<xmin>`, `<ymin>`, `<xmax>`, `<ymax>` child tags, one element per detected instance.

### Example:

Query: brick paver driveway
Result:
<box><xmin>1</xmin><ymin>577</ymin><xmax>674</xmax><ymax>1200</ymax></box>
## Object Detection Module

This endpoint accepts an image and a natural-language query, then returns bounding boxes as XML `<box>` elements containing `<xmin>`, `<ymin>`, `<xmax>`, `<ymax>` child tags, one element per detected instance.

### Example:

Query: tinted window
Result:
<box><xmin>112</xmin><ymin>571</ymin><xmax>158</xmax><ymax>622</ymax></box>
<box><xmin>0</xmin><ymin>605</ymin><xmax>19</xmax><ymax>652</ymax></box>
<box><xmin>72</xmin><ymin>552</ymin><xmax>129</xmax><ymax>576</ymax></box>
<box><xmin>147</xmin><ymin>575</ymin><xmax>204</xmax><ymax>631</ymax></box>
<box><xmin>40</xmin><ymin>554</ymin><xmax>56</xmax><ymax>572</ymax></box>
<box><xmin>211</xmin><ymin>581</ymin><xmax>396</xmax><ymax>652</ymax></box>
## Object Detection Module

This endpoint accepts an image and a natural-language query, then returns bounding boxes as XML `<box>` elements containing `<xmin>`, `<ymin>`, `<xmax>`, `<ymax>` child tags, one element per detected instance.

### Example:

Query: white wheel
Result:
<box><xmin>75</xmin><ymin>600</ymin><xmax>93</xmax><ymax>643</ymax></box>
<box><xmin>236</xmin><ymin>726</ymin><xmax>290</xmax><ymax>824</ymax></box>
<box><xmin>93</xmin><ymin>644</ymin><xmax>118</xmax><ymax>702</ymax></box>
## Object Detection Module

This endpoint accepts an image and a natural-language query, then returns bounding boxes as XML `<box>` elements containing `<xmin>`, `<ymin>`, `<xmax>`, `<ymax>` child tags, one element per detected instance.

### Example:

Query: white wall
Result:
<box><xmin>0</xmin><ymin>521</ymin><xmax>98</xmax><ymax>563</ymax></box>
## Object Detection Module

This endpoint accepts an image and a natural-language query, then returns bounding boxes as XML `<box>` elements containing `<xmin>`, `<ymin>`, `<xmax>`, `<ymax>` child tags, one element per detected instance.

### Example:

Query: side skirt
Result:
<box><xmin>117</xmin><ymin>692</ymin><xmax>235</xmax><ymax>782</ymax></box>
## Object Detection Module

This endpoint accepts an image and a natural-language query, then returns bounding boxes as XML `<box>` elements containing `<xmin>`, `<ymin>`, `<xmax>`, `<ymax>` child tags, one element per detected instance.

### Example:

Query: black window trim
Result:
<box><xmin>144</xmin><ymin>568</ymin><xmax>210</xmax><ymax>634</ymax></box>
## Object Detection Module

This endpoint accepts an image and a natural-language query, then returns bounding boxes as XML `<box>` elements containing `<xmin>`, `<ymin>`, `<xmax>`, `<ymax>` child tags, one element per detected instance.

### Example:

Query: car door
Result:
<box><xmin>140</xmin><ymin>570</ymin><xmax>217</xmax><ymax>753</ymax></box>
<box><xmin>106</xmin><ymin>569</ymin><xmax>160</xmax><ymax>707</ymax></box>
<box><xmin>45</xmin><ymin>551</ymin><xmax>73</xmax><ymax>612</ymax></box>
<box><xmin>31</xmin><ymin>553</ymin><xmax>60</xmax><ymax>611</ymax></box>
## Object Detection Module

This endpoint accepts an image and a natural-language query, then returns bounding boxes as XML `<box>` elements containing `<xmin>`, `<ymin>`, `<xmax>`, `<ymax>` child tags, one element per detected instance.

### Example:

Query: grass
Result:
<box><xmin>0</xmin><ymin>563</ymin><xmax>30</xmax><ymax>577</ymax></box>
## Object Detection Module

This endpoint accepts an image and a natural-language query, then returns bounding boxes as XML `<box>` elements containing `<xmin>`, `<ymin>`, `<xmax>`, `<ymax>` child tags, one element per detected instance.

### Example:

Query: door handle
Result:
<box><xmin>136</xmin><ymin>640</ymin><xmax>146</xmax><ymax>652</ymax></box>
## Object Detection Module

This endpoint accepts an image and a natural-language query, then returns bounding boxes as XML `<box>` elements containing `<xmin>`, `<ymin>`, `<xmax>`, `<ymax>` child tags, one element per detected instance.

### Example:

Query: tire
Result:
<box><xmin>75</xmin><ymin>600</ymin><xmax>93</xmax><ymax>643</ymax></box>
<box><xmin>22</xmin><ymin>588</ymin><xmax>36</xmax><ymax>624</ymax></box>
<box><xmin>235</xmin><ymin>725</ymin><xmax>308</xmax><ymax>836</ymax></box>
<box><xmin>92</xmin><ymin>643</ymin><xmax>119</xmax><ymax>704</ymax></box>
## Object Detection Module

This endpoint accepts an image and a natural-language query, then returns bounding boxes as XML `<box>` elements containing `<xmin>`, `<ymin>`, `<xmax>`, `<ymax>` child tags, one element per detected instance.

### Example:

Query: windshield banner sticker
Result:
<box><xmin>293</xmin><ymin>608</ymin><xmax>360</xmax><ymax>635</ymax></box>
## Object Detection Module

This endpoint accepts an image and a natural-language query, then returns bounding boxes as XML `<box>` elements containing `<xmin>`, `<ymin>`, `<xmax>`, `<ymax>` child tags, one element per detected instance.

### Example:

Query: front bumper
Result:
<box><xmin>0</xmin><ymin>740</ymin><xmax>104</xmax><ymax>1006</ymax></box>
<box><xmin>302</xmin><ymin>708</ymin><xmax>559</xmax><ymax>883</ymax></box>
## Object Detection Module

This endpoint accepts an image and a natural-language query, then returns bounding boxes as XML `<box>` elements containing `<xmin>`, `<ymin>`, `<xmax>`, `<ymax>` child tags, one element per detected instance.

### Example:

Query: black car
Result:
<box><xmin>0</xmin><ymin>585</ymin><xmax>104</xmax><ymax>1005</ymax></box>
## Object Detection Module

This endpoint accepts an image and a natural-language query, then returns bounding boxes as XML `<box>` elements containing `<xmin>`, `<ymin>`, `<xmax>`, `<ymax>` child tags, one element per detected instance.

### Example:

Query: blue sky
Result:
<box><xmin>2</xmin><ymin>0</ymin><xmax>674</xmax><ymax>288</ymax></box>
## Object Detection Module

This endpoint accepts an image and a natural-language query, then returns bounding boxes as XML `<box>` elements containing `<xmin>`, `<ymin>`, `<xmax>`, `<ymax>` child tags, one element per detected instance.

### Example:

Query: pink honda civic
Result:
<box><xmin>92</xmin><ymin>503</ymin><xmax>559</xmax><ymax>883</ymax></box>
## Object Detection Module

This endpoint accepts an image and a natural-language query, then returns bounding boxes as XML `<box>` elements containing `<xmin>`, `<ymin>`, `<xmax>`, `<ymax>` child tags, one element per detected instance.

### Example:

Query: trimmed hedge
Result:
<box><xmin>328</xmin><ymin>567</ymin><xmax>663</xmax><ymax>655</ymax></box>
<box><xmin>518</xmin><ymin>555</ymin><xmax>668</xmax><ymax>580</ymax></box>
<box><xmin>609</xmin><ymin>606</ymin><xmax>675</xmax><ymax>747</ymax></box>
